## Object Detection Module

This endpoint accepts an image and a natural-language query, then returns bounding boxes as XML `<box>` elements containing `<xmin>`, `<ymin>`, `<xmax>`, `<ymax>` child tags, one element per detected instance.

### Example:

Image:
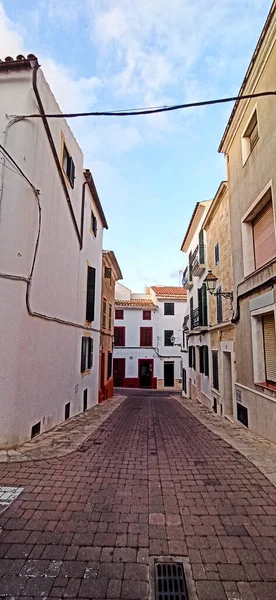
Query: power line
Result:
<box><xmin>12</xmin><ymin>90</ymin><xmax>276</xmax><ymax>119</ymax></box>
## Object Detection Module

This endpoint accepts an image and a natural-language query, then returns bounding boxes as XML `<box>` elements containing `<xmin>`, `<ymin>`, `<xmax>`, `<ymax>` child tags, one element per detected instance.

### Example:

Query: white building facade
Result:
<box><xmin>181</xmin><ymin>201</ymin><xmax>212</xmax><ymax>406</ymax></box>
<box><xmin>113</xmin><ymin>284</ymin><xmax>187</xmax><ymax>390</ymax></box>
<box><xmin>0</xmin><ymin>54</ymin><xmax>107</xmax><ymax>447</ymax></box>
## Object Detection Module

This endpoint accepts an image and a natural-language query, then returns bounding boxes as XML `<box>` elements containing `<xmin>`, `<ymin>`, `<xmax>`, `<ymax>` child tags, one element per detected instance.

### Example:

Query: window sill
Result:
<box><xmin>82</xmin><ymin>369</ymin><xmax>91</xmax><ymax>377</ymax></box>
<box><xmin>256</xmin><ymin>381</ymin><xmax>276</xmax><ymax>392</ymax></box>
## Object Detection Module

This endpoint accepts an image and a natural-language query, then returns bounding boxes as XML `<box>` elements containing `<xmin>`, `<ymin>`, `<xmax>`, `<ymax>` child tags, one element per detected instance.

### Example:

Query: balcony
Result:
<box><xmin>182</xmin><ymin>266</ymin><xmax>193</xmax><ymax>290</ymax></box>
<box><xmin>191</xmin><ymin>307</ymin><xmax>200</xmax><ymax>330</ymax></box>
<box><xmin>191</xmin><ymin>244</ymin><xmax>206</xmax><ymax>276</ymax></box>
<box><xmin>183</xmin><ymin>314</ymin><xmax>189</xmax><ymax>331</ymax></box>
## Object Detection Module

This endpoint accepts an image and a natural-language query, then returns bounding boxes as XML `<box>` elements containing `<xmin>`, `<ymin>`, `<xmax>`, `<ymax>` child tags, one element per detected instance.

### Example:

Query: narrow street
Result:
<box><xmin>1</xmin><ymin>393</ymin><xmax>276</xmax><ymax>600</ymax></box>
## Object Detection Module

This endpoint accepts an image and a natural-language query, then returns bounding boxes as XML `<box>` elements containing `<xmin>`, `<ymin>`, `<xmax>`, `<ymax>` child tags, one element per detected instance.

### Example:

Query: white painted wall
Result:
<box><xmin>115</xmin><ymin>282</ymin><xmax>131</xmax><ymax>300</ymax></box>
<box><xmin>114</xmin><ymin>289</ymin><xmax>186</xmax><ymax>389</ymax></box>
<box><xmin>0</xmin><ymin>65</ymin><xmax>103</xmax><ymax>447</ymax></box>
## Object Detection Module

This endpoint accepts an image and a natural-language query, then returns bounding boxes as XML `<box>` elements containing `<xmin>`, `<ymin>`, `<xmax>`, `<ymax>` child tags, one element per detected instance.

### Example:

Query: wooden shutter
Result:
<box><xmin>88</xmin><ymin>338</ymin><xmax>93</xmax><ymax>369</ymax></box>
<box><xmin>188</xmin><ymin>346</ymin><xmax>193</xmax><ymax>368</ymax></box>
<box><xmin>86</xmin><ymin>266</ymin><xmax>96</xmax><ymax>322</ymax></box>
<box><xmin>182</xmin><ymin>369</ymin><xmax>187</xmax><ymax>393</ymax></box>
<box><xmin>216</xmin><ymin>287</ymin><xmax>223</xmax><ymax>323</ymax></box>
<box><xmin>164</xmin><ymin>330</ymin><xmax>173</xmax><ymax>346</ymax></box>
<box><xmin>263</xmin><ymin>313</ymin><xmax>276</xmax><ymax>383</ymax></box>
<box><xmin>199</xmin><ymin>229</ymin><xmax>205</xmax><ymax>263</ymax></box>
<box><xmin>212</xmin><ymin>351</ymin><xmax>219</xmax><ymax>390</ymax></box>
<box><xmin>193</xmin><ymin>347</ymin><xmax>196</xmax><ymax>371</ymax></box>
<box><xmin>107</xmin><ymin>352</ymin><xmax>113</xmax><ymax>379</ymax></box>
<box><xmin>215</xmin><ymin>243</ymin><xmax>219</xmax><ymax>265</ymax></box>
<box><xmin>189</xmin><ymin>252</ymin><xmax>192</xmax><ymax>281</ymax></box>
<box><xmin>204</xmin><ymin>346</ymin><xmax>209</xmax><ymax>376</ymax></box>
<box><xmin>114</xmin><ymin>326</ymin><xmax>125</xmax><ymax>346</ymax></box>
<box><xmin>198</xmin><ymin>288</ymin><xmax>203</xmax><ymax>326</ymax></box>
<box><xmin>68</xmin><ymin>156</ymin><xmax>75</xmax><ymax>188</ymax></box>
<box><xmin>141</xmin><ymin>327</ymin><xmax>152</xmax><ymax>346</ymax></box>
<box><xmin>105</xmin><ymin>267</ymin><xmax>111</xmax><ymax>279</ymax></box>
<box><xmin>190</xmin><ymin>297</ymin><xmax>194</xmax><ymax>328</ymax></box>
<box><xmin>202</xmin><ymin>283</ymin><xmax>208</xmax><ymax>326</ymax></box>
<box><xmin>81</xmin><ymin>337</ymin><xmax>86</xmax><ymax>373</ymax></box>
<box><xmin>199</xmin><ymin>346</ymin><xmax>204</xmax><ymax>373</ymax></box>
<box><xmin>253</xmin><ymin>201</ymin><xmax>276</xmax><ymax>270</ymax></box>
<box><xmin>115</xmin><ymin>309</ymin><xmax>124</xmax><ymax>320</ymax></box>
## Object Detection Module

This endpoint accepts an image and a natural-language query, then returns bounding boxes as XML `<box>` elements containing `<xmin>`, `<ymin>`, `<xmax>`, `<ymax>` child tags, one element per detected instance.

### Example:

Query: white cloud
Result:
<box><xmin>0</xmin><ymin>3</ymin><xmax>24</xmax><ymax>57</ymax></box>
<box><xmin>42</xmin><ymin>58</ymin><xmax>101</xmax><ymax>113</ymax></box>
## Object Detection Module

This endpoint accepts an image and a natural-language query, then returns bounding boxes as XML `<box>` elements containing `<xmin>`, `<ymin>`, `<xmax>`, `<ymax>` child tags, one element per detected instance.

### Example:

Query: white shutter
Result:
<box><xmin>253</xmin><ymin>201</ymin><xmax>276</xmax><ymax>269</ymax></box>
<box><xmin>263</xmin><ymin>313</ymin><xmax>276</xmax><ymax>383</ymax></box>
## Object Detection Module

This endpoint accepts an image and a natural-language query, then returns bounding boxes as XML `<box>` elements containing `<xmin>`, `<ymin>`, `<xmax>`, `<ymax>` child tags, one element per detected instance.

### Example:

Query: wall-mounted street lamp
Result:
<box><xmin>203</xmin><ymin>270</ymin><xmax>233</xmax><ymax>300</ymax></box>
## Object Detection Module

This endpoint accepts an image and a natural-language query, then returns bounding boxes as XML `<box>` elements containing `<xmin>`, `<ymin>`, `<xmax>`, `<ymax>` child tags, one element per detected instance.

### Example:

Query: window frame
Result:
<box><xmin>102</xmin><ymin>298</ymin><xmax>107</xmax><ymax>329</ymax></box>
<box><xmin>61</xmin><ymin>138</ymin><xmax>75</xmax><ymax>189</ymax></box>
<box><xmin>164</xmin><ymin>302</ymin><xmax>175</xmax><ymax>315</ymax></box>
<box><xmin>241</xmin><ymin>183</ymin><xmax>276</xmax><ymax>277</ymax></box>
<box><xmin>143</xmin><ymin>310</ymin><xmax>151</xmax><ymax>320</ymax></box>
<box><xmin>81</xmin><ymin>336</ymin><xmax>93</xmax><ymax>373</ymax></box>
<box><xmin>164</xmin><ymin>329</ymin><xmax>174</xmax><ymax>347</ymax></box>
<box><xmin>241</xmin><ymin>106</ymin><xmax>259</xmax><ymax>166</ymax></box>
<box><xmin>140</xmin><ymin>327</ymin><xmax>153</xmax><ymax>347</ymax></box>
<box><xmin>251</xmin><ymin>305</ymin><xmax>276</xmax><ymax>386</ymax></box>
<box><xmin>114</xmin><ymin>326</ymin><xmax>125</xmax><ymax>347</ymax></box>
<box><xmin>115</xmin><ymin>308</ymin><xmax>124</xmax><ymax>320</ymax></box>
<box><xmin>86</xmin><ymin>265</ymin><xmax>96</xmax><ymax>322</ymax></box>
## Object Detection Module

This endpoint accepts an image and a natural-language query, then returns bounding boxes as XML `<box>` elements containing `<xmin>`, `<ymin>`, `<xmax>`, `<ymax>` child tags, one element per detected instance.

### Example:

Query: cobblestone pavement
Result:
<box><xmin>1</xmin><ymin>394</ymin><xmax>276</xmax><ymax>600</ymax></box>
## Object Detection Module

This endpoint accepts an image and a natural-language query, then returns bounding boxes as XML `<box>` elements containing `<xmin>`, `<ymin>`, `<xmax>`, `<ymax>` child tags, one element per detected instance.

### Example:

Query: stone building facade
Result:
<box><xmin>99</xmin><ymin>251</ymin><xmax>122</xmax><ymax>402</ymax></box>
<box><xmin>219</xmin><ymin>2</ymin><xmax>276</xmax><ymax>441</ymax></box>
<box><xmin>203</xmin><ymin>182</ymin><xmax>236</xmax><ymax>418</ymax></box>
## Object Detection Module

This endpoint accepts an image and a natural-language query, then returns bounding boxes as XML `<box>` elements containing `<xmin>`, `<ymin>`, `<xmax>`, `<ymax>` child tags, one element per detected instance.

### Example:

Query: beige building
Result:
<box><xmin>202</xmin><ymin>182</ymin><xmax>236</xmax><ymax>418</ymax></box>
<box><xmin>99</xmin><ymin>251</ymin><xmax>122</xmax><ymax>403</ymax></box>
<box><xmin>219</xmin><ymin>1</ymin><xmax>276</xmax><ymax>441</ymax></box>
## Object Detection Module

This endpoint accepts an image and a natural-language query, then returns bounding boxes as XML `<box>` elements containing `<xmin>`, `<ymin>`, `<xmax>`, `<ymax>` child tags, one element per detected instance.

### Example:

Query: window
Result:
<box><xmin>114</xmin><ymin>326</ymin><xmax>125</xmax><ymax>347</ymax></box>
<box><xmin>263</xmin><ymin>313</ymin><xmax>276</xmax><ymax>383</ymax></box>
<box><xmin>81</xmin><ymin>337</ymin><xmax>93</xmax><ymax>373</ymax></box>
<box><xmin>253</xmin><ymin>200</ymin><xmax>276</xmax><ymax>270</ymax></box>
<box><xmin>140</xmin><ymin>327</ymin><xmax>153</xmax><ymax>347</ymax></box>
<box><xmin>65</xmin><ymin>402</ymin><xmax>70</xmax><ymax>421</ymax></box>
<box><xmin>199</xmin><ymin>229</ymin><xmax>205</xmax><ymax>263</ymax></box>
<box><xmin>115</xmin><ymin>309</ymin><xmax>124</xmax><ymax>320</ymax></box>
<box><xmin>188</xmin><ymin>251</ymin><xmax>193</xmax><ymax>282</ymax></box>
<box><xmin>188</xmin><ymin>345</ymin><xmax>196</xmax><ymax>370</ymax></box>
<box><xmin>108</xmin><ymin>304</ymin><xmax>112</xmax><ymax>330</ymax></box>
<box><xmin>182</xmin><ymin>369</ymin><xmax>187</xmax><ymax>393</ymax></box>
<box><xmin>102</xmin><ymin>299</ymin><xmax>107</xmax><ymax>329</ymax></box>
<box><xmin>143</xmin><ymin>310</ymin><xmax>151</xmax><ymax>320</ymax></box>
<box><xmin>62</xmin><ymin>142</ymin><xmax>75</xmax><ymax>188</ymax></box>
<box><xmin>164</xmin><ymin>330</ymin><xmax>174</xmax><ymax>346</ymax></box>
<box><xmin>198</xmin><ymin>284</ymin><xmax>208</xmax><ymax>326</ymax></box>
<box><xmin>199</xmin><ymin>346</ymin><xmax>209</xmax><ymax>376</ymax></box>
<box><xmin>107</xmin><ymin>352</ymin><xmax>113</xmax><ymax>379</ymax></box>
<box><xmin>31</xmin><ymin>422</ymin><xmax>41</xmax><ymax>438</ymax></box>
<box><xmin>237</xmin><ymin>403</ymin><xmax>248</xmax><ymax>427</ymax></box>
<box><xmin>91</xmin><ymin>211</ymin><xmax>97</xmax><ymax>237</ymax></box>
<box><xmin>215</xmin><ymin>243</ymin><xmax>219</xmax><ymax>265</ymax></box>
<box><xmin>86</xmin><ymin>266</ymin><xmax>96</xmax><ymax>322</ymax></box>
<box><xmin>212</xmin><ymin>350</ymin><xmax>219</xmax><ymax>390</ymax></box>
<box><xmin>216</xmin><ymin>287</ymin><xmax>223</xmax><ymax>324</ymax></box>
<box><xmin>83</xmin><ymin>389</ymin><xmax>88</xmax><ymax>412</ymax></box>
<box><xmin>190</xmin><ymin>296</ymin><xmax>194</xmax><ymax>329</ymax></box>
<box><xmin>164</xmin><ymin>302</ymin><xmax>174</xmax><ymax>315</ymax></box>
<box><xmin>242</xmin><ymin>109</ymin><xmax>259</xmax><ymax>164</ymax></box>
<box><xmin>105</xmin><ymin>267</ymin><xmax>112</xmax><ymax>280</ymax></box>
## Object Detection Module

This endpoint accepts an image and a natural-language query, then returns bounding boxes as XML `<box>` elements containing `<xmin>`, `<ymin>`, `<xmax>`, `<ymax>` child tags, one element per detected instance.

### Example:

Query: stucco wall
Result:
<box><xmin>0</xmin><ymin>66</ymin><xmax>103</xmax><ymax>447</ymax></box>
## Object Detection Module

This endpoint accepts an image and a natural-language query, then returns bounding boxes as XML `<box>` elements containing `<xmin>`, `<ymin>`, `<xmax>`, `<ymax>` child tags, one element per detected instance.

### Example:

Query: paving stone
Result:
<box><xmin>218</xmin><ymin>563</ymin><xmax>247</xmax><ymax>581</ymax></box>
<box><xmin>196</xmin><ymin>580</ymin><xmax>227</xmax><ymax>599</ymax></box>
<box><xmin>121</xmin><ymin>579</ymin><xmax>148</xmax><ymax>599</ymax></box>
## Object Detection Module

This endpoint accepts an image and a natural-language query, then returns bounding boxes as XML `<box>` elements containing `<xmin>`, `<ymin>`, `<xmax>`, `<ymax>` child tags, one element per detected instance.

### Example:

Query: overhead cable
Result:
<box><xmin>11</xmin><ymin>90</ymin><xmax>276</xmax><ymax>119</ymax></box>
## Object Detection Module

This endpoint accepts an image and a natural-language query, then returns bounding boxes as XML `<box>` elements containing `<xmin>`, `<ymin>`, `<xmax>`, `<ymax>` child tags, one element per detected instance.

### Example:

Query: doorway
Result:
<box><xmin>139</xmin><ymin>359</ymin><xmax>153</xmax><ymax>388</ymax></box>
<box><xmin>113</xmin><ymin>358</ymin><xmax>125</xmax><ymax>386</ymax></box>
<box><xmin>164</xmin><ymin>361</ymin><xmax>174</xmax><ymax>387</ymax></box>
<box><xmin>223</xmin><ymin>351</ymin><xmax>233</xmax><ymax>417</ymax></box>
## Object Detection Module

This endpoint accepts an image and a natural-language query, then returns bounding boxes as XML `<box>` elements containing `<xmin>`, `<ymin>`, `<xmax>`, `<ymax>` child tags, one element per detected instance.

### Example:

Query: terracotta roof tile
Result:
<box><xmin>115</xmin><ymin>299</ymin><xmax>157</xmax><ymax>308</ymax></box>
<box><xmin>151</xmin><ymin>286</ymin><xmax>187</xmax><ymax>298</ymax></box>
<box><xmin>0</xmin><ymin>54</ymin><xmax>37</xmax><ymax>72</ymax></box>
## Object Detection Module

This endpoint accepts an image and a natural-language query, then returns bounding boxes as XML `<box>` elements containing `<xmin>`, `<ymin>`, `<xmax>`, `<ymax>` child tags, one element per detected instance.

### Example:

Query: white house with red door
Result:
<box><xmin>113</xmin><ymin>284</ymin><xmax>187</xmax><ymax>390</ymax></box>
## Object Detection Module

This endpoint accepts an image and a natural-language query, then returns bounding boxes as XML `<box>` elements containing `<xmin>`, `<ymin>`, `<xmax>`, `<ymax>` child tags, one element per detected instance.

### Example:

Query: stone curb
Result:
<box><xmin>0</xmin><ymin>395</ymin><xmax>126</xmax><ymax>464</ymax></box>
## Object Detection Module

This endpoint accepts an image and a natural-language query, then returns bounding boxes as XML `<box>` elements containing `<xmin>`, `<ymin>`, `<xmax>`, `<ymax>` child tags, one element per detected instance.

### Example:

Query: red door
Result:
<box><xmin>113</xmin><ymin>358</ymin><xmax>125</xmax><ymax>386</ymax></box>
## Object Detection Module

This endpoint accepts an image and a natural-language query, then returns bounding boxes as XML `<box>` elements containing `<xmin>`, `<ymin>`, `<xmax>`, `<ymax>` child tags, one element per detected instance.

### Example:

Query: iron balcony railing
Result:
<box><xmin>191</xmin><ymin>243</ymin><xmax>205</xmax><ymax>274</ymax></box>
<box><xmin>191</xmin><ymin>307</ymin><xmax>200</xmax><ymax>329</ymax></box>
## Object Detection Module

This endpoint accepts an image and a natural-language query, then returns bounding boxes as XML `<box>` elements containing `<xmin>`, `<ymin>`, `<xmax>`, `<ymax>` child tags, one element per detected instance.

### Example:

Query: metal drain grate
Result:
<box><xmin>155</xmin><ymin>562</ymin><xmax>189</xmax><ymax>600</ymax></box>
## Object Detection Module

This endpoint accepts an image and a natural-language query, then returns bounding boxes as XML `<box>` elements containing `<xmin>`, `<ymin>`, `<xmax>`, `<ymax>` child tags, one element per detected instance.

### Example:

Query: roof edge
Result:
<box><xmin>84</xmin><ymin>169</ymin><xmax>108</xmax><ymax>230</ymax></box>
<box><xmin>103</xmin><ymin>250</ymin><xmax>123</xmax><ymax>281</ymax></box>
<box><xmin>203</xmin><ymin>181</ymin><xmax>228</xmax><ymax>229</ymax></box>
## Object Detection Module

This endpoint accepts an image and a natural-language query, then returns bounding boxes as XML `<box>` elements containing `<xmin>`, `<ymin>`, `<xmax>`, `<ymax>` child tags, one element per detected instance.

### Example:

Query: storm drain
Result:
<box><xmin>155</xmin><ymin>562</ymin><xmax>189</xmax><ymax>600</ymax></box>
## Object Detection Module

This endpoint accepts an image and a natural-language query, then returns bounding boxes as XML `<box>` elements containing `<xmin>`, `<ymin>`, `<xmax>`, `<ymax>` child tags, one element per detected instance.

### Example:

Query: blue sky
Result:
<box><xmin>0</xmin><ymin>0</ymin><xmax>272</xmax><ymax>290</ymax></box>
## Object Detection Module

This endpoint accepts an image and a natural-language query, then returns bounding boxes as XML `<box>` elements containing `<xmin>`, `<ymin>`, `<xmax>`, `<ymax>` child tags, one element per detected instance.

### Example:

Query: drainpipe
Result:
<box><xmin>231</xmin><ymin>276</ymin><xmax>276</xmax><ymax>323</ymax></box>
<box><xmin>31</xmin><ymin>60</ymin><xmax>82</xmax><ymax>249</ymax></box>
<box><xmin>81</xmin><ymin>181</ymin><xmax>88</xmax><ymax>249</ymax></box>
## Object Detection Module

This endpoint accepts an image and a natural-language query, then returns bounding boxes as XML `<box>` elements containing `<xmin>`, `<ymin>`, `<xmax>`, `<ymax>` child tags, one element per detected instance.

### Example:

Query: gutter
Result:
<box><xmin>32</xmin><ymin>61</ymin><xmax>82</xmax><ymax>249</ymax></box>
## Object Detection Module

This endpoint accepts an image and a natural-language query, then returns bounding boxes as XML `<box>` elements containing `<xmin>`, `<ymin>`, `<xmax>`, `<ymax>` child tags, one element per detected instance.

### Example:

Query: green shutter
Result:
<box><xmin>81</xmin><ymin>337</ymin><xmax>86</xmax><ymax>373</ymax></box>
<box><xmin>204</xmin><ymin>346</ymin><xmax>209</xmax><ymax>376</ymax></box>
<box><xmin>202</xmin><ymin>283</ymin><xmax>208</xmax><ymax>326</ymax></box>
<box><xmin>190</xmin><ymin>297</ymin><xmax>193</xmax><ymax>329</ymax></box>
<box><xmin>216</xmin><ymin>287</ymin><xmax>223</xmax><ymax>323</ymax></box>
<box><xmin>199</xmin><ymin>347</ymin><xmax>204</xmax><ymax>373</ymax></box>
<box><xmin>189</xmin><ymin>252</ymin><xmax>192</xmax><ymax>281</ymax></box>
<box><xmin>199</xmin><ymin>229</ymin><xmax>205</xmax><ymax>263</ymax></box>
<box><xmin>198</xmin><ymin>288</ymin><xmax>203</xmax><ymax>326</ymax></box>
<box><xmin>86</xmin><ymin>266</ymin><xmax>96</xmax><ymax>322</ymax></box>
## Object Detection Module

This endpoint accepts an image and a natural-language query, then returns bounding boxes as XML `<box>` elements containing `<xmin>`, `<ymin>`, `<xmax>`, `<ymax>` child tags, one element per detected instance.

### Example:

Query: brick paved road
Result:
<box><xmin>1</xmin><ymin>394</ymin><xmax>276</xmax><ymax>600</ymax></box>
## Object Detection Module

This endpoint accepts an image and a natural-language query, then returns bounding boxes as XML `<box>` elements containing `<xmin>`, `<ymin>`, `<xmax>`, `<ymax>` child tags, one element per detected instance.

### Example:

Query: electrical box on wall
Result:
<box><xmin>236</xmin><ymin>389</ymin><xmax>242</xmax><ymax>403</ymax></box>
